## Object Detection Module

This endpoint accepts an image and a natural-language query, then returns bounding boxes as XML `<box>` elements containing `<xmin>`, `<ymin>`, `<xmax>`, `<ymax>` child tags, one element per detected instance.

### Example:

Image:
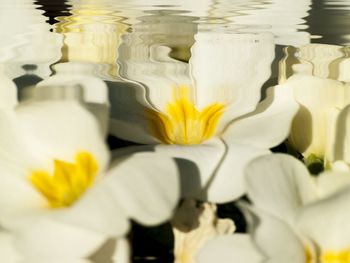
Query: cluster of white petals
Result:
<box><xmin>6</xmin><ymin>1</ymin><xmax>350</xmax><ymax>263</ymax></box>
<box><xmin>0</xmin><ymin>70</ymin><xmax>180</xmax><ymax>261</ymax></box>
<box><xmin>200</xmin><ymin>154</ymin><xmax>350</xmax><ymax>263</ymax></box>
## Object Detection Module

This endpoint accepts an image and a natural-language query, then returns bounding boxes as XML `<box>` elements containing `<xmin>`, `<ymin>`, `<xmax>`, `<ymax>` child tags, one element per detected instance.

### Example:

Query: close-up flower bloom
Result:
<box><xmin>111</xmin><ymin>29</ymin><xmax>298</xmax><ymax>203</ymax></box>
<box><xmin>279</xmin><ymin>44</ymin><xmax>350</xmax><ymax>167</ymax></box>
<box><xmin>3</xmin><ymin>1</ymin><xmax>350</xmax><ymax>262</ymax></box>
<box><xmin>199</xmin><ymin>154</ymin><xmax>350</xmax><ymax>263</ymax></box>
<box><xmin>0</xmin><ymin>96</ymin><xmax>179</xmax><ymax>261</ymax></box>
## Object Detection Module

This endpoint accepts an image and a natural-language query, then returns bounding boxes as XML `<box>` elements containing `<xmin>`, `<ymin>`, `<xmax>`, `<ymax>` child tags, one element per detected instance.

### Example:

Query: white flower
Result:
<box><xmin>279</xmin><ymin>44</ymin><xmax>350</xmax><ymax>164</ymax></box>
<box><xmin>198</xmin><ymin>154</ymin><xmax>350</xmax><ymax>262</ymax></box>
<box><xmin>324</xmin><ymin>103</ymin><xmax>350</xmax><ymax>170</ymax></box>
<box><xmin>0</xmin><ymin>99</ymin><xmax>179</xmax><ymax>261</ymax></box>
<box><xmin>111</xmin><ymin>29</ymin><xmax>298</xmax><ymax>203</ymax></box>
<box><xmin>245</xmin><ymin>154</ymin><xmax>350</xmax><ymax>262</ymax></box>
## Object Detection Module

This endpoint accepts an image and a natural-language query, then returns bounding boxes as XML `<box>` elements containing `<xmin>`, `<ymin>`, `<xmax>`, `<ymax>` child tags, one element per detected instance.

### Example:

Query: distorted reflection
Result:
<box><xmin>115</xmin><ymin>22</ymin><xmax>281</xmax><ymax>148</ymax></box>
<box><xmin>233</xmin><ymin>0</ymin><xmax>311</xmax><ymax>46</ymax></box>
<box><xmin>0</xmin><ymin>0</ymin><xmax>62</xmax><ymax>79</ymax></box>
<box><xmin>110</xmin><ymin>14</ymin><xmax>196</xmax><ymax>141</ymax></box>
<box><xmin>280</xmin><ymin>44</ymin><xmax>350</xmax><ymax>170</ymax></box>
<box><xmin>114</xmin><ymin>17</ymin><xmax>299</xmax><ymax>210</ymax></box>
<box><xmin>55</xmin><ymin>1</ymin><xmax>128</xmax><ymax>78</ymax></box>
<box><xmin>2</xmin><ymin>0</ymin><xmax>350</xmax><ymax>263</ymax></box>
<box><xmin>307</xmin><ymin>0</ymin><xmax>350</xmax><ymax>45</ymax></box>
<box><xmin>196</xmin><ymin>0</ymin><xmax>311</xmax><ymax>46</ymax></box>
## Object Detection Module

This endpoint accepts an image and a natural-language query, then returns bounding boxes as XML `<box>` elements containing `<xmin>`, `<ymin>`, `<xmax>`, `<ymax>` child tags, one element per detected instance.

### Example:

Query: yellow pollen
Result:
<box><xmin>148</xmin><ymin>86</ymin><xmax>225</xmax><ymax>145</ymax></box>
<box><xmin>29</xmin><ymin>152</ymin><xmax>98</xmax><ymax>209</ymax></box>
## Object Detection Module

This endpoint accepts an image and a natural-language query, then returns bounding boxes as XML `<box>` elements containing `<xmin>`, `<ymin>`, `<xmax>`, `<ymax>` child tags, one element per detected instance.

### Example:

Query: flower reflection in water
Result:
<box><xmin>3</xmin><ymin>0</ymin><xmax>350</xmax><ymax>263</ymax></box>
<box><xmin>0</xmin><ymin>0</ymin><xmax>62</xmax><ymax>79</ymax></box>
<box><xmin>55</xmin><ymin>2</ymin><xmax>128</xmax><ymax>79</ymax></box>
<box><xmin>280</xmin><ymin>44</ymin><xmax>350</xmax><ymax>169</ymax></box>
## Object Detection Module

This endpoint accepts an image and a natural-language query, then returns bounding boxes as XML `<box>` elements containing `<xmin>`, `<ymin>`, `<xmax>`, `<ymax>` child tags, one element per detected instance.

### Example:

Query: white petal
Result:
<box><xmin>0</xmin><ymin>110</ymin><xmax>31</xmax><ymax>173</ymax></box>
<box><xmin>0</xmin><ymin>231</ymin><xmax>21</xmax><ymax>261</ymax></box>
<box><xmin>112</xmin><ymin>238</ymin><xmax>130</xmax><ymax>263</ymax></box>
<box><xmin>15</xmin><ymin>217</ymin><xmax>106</xmax><ymax>259</ymax></box>
<box><xmin>0</xmin><ymin>170</ymin><xmax>45</xmax><ymax>229</ymax></box>
<box><xmin>0</xmin><ymin>67</ymin><xmax>17</xmax><ymax>109</ymax></box>
<box><xmin>0</xmin><ymin>112</ymin><xmax>45</xmax><ymax>228</ymax></box>
<box><xmin>222</xmin><ymin>85</ymin><xmax>298</xmax><ymax>148</ymax></box>
<box><xmin>297</xmin><ymin>186</ymin><xmax>350</xmax><ymax>251</ymax></box>
<box><xmin>51</xmin><ymin>178</ymin><xmax>130</xmax><ymax>237</ymax></box>
<box><xmin>112</xmin><ymin>139</ymin><xmax>225</xmax><ymax>200</ymax></box>
<box><xmin>197</xmin><ymin>234</ymin><xmax>263</xmax><ymax>263</ymax></box>
<box><xmin>15</xmin><ymin>101</ymin><xmax>110</xmax><ymax>173</ymax></box>
<box><xmin>104</xmin><ymin>152</ymin><xmax>180</xmax><ymax>226</ymax></box>
<box><xmin>190</xmin><ymin>32</ymin><xmax>274</xmax><ymax>127</ymax></box>
<box><xmin>245</xmin><ymin>154</ymin><xmax>316</xmax><ymax>225</ymax></box>
<box><xmin>200</xmin><ymin>144</ymin><xmax>270</xmax><ymax>203</ymax></box>
<box><xmin>316</xmin><ymin>171</ymin><xmax>350</xmax><ymax>199</ymax></box>
<box><xmin>330</xmin><ymin>160</ymin><xmax>350</xmax><ymax>172</ymax></box>
<box><xmin>244</xmin><ymin>206</ymin><xmax>306</xmax><ymax>263</ymax></box>
<box><xmin>286</xmin><ymin>74</ymin><xmax>350</xmax><ymax>157</ymax></box>
<box><xmin>153</xmin><ymin>139</ymin><xmax>226</xmax><ymax>199</ymax></box>
<box><xmin>0</xmin><ymin>102</ymin><xmax>112</xmax><ymax>233</ymax></box>
<box><xmin>328</xmin><ymin>104</ymin><xmax>350</xmax><ymax>164</ymax></box>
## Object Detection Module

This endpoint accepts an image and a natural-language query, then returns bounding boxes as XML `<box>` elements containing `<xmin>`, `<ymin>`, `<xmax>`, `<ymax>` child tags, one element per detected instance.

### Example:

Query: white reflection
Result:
<box><xmin>75</xmin><ymin>0</ymin><xmax>214</xmax><ymax>19</ymax></box>
<box><xmin>55</xmin><ymin>1</ymin><xmax>128</xmax><ymax>79</ymax></box>
<box><xmin>0</xmin><ymin>0</ymin><xmax>62</xmax><ymax>78</ymax></box>
<box><xmin>279</xmin><ymin>44</ymin><xmax>350</xmax><ymax>163</ymax></box>
<box><xmin>209</xmin><ymin>0</ymin><xmax>311</xmax><ymax>46</ymax></box>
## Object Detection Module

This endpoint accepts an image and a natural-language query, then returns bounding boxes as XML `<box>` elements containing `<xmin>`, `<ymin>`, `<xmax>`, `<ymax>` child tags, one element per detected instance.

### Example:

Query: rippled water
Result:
<box><xmin>3</xmin><ymin>0</ymin><xmax>350</xmax><ymax>262</ymax></box>
<box><xmin>0</xmin><ymin>0</ymin><xmax>309</xmax><ymax>79</ymax></box>
<box><xmin>4</xmin><ymin>0</ymin><xmax>350</xmax><ymax>85</ymax></box>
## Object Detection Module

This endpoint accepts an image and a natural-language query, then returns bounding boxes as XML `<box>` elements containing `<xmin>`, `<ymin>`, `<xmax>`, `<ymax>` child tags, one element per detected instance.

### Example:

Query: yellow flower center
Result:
<box><xmin>148</xmin><ymin>86</ymin><xmax>225</xmax><ymax>145</ymax></box>
<box><xmin>29</xmin><ymin>152</ymin><xmax>98</xmax><ymax>208</ymax></box>
<box><xmin>306</xmin><ymin>247</ymin><xmax>350</xmax><ymax>263</ymax></box>
<box><xmin>322</xmin><ymin>250</ymin><xmax>350</xmax><ymax>263</ymax></box>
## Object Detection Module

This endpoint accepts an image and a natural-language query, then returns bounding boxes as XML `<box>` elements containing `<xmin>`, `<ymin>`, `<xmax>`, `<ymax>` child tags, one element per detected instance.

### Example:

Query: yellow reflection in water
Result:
<box><xmin>54</xmin><ymin>4</ymin><xmax>128</xmax><ymax>77</ymax></box>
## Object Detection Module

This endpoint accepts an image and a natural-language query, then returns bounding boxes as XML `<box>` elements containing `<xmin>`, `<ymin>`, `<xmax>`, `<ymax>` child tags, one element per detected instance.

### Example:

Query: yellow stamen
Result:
<box><xmin>29</xmin><ymin>152</ymin><xmax>98</xmax><ymax>208</ymax></box>
<box><xmin>148</xmin><ymin>86</ymin><xmax>225</xmax><ymax>145</ymax></box>
<box><xmin>305</xmin><ymin>246</ymin><xmax>313</xmax><ymax>263</ymax></box>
